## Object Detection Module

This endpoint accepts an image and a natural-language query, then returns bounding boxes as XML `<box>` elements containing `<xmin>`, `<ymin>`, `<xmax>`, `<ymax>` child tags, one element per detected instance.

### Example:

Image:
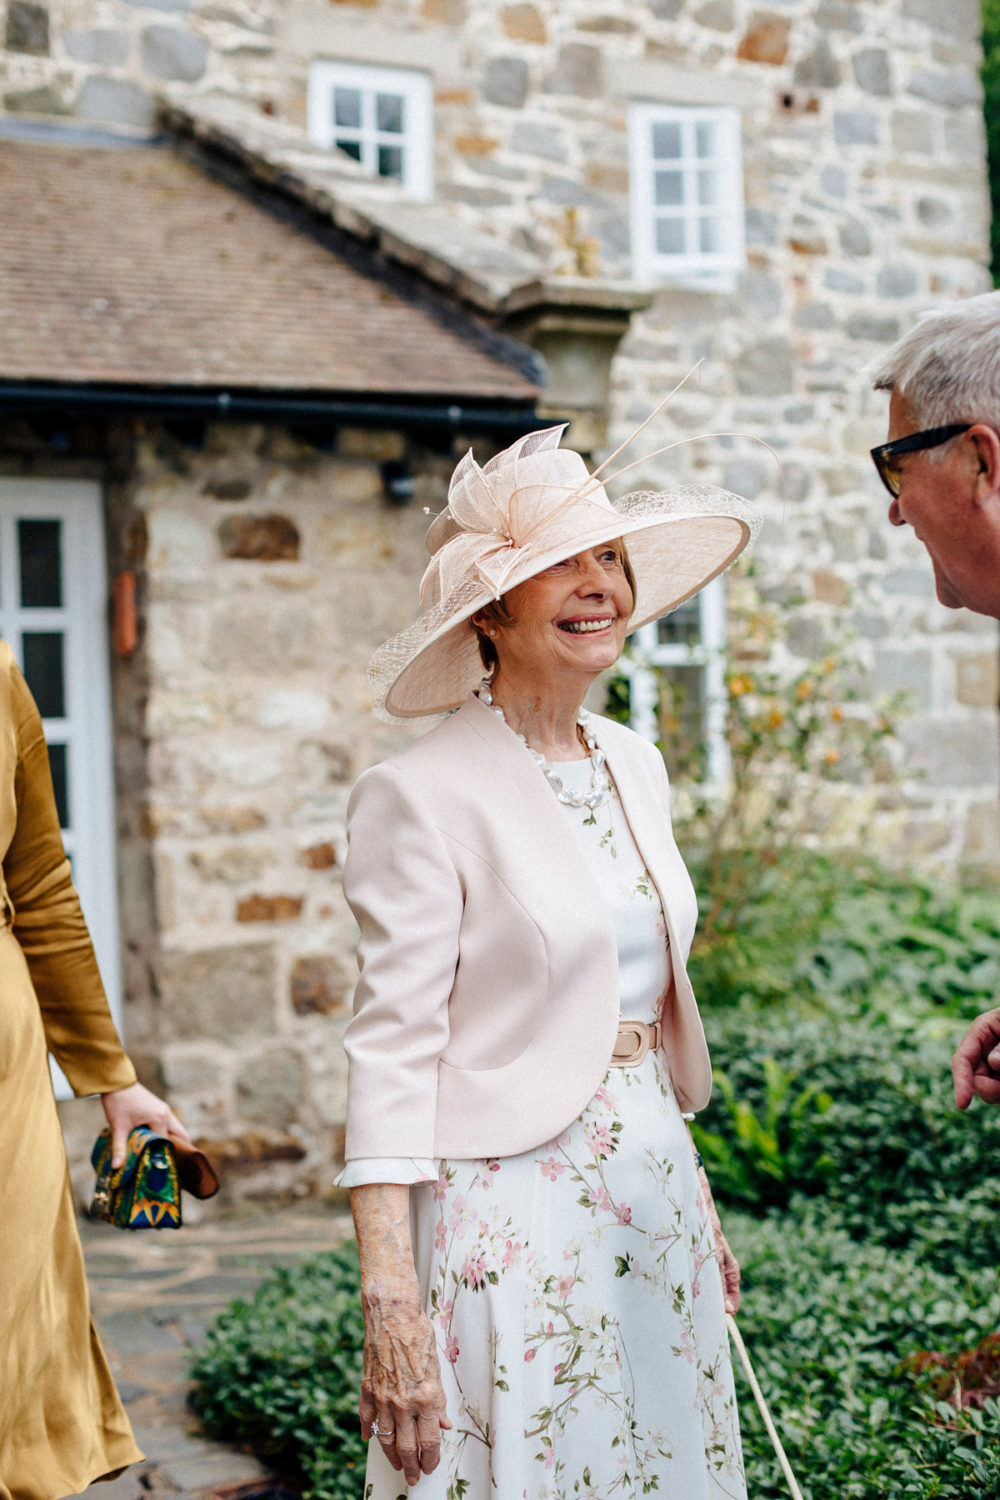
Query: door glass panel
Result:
<box><xmin>18</xmin><ymin>519</ymin><xmax>62</xmax><ymax>607</ymax></box>
<box><xmin>336</xmin><ymin>139</ymin><xmax>363</xmax><ymax>161</ymax></box>
<box><xmin>46</xmin><ymin>741</ymin><xmax>69</xmax><ymax>829</ymax></box>
<box><xmin>22</xmin><ymin>632</ymin><xmax>65</xmax><ymax>718</ymax></box>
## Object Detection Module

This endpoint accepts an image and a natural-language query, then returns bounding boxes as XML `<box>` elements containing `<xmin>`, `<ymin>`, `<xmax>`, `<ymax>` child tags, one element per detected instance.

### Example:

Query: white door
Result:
<box><xmin>0</xmin><ymin>480</ymin><xmax>122</xmax><ymax>1095</ymax></box>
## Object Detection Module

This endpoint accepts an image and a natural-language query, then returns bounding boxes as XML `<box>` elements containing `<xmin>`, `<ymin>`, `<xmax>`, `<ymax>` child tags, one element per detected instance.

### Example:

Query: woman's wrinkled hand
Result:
<box><xmin>101</xmin><ymin>1081</ymin><xmax>193</xmax><ymax>1169</ymax></box>
<box><xmin>359</xmin><ymin>1287</ymin><xmax>452</xmax><ymax>1486</ymax></box>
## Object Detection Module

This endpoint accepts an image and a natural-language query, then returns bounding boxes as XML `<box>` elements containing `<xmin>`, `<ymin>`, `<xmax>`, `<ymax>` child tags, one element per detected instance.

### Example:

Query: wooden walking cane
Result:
<box><xmin>726</xmin><ymin>1313</ymin><xmax>806</xmax><ymax>1500</ymax></box>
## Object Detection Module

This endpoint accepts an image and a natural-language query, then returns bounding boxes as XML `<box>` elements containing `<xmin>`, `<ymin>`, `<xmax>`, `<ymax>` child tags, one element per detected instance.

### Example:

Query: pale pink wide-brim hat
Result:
<box><xmin>369</xmin><ymin>424</ymin><xmax>761</xmax><ymax>721</ymax></box>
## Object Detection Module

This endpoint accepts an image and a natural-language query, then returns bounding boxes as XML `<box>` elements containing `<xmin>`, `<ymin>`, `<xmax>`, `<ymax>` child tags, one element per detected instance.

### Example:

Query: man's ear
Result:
<box><xmin>968</xmin><ymin>424</ymin><xmax>1000</xmax><ymax>504</ymax></box>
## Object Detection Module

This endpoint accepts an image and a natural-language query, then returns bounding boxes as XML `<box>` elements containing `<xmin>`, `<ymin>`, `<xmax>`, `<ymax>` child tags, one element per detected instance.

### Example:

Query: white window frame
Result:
<box><xmin>308</xmin><ymin>60</ymin><xmax>434</xmax><ymax>200</ymax></box>
<box><xmin>0</xmin><ymin>480</ymin><xmax>122</xmax><ymax>1097</ymax></box>
<box><xmin>628</xmin><ymin>102</ymin><xmax>745</xmax><ymax>291</ymax></box>
<box><xmin>623</xmin><ymin>577</ymin><xmax>730</xmax><ymax>785</ymax></box>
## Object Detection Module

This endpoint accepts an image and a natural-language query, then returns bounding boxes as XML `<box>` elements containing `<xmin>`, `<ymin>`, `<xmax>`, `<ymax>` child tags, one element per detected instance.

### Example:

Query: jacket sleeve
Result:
<box><xmin>4</xmin><ymin>663</ymin><xmax>136</xmax><ymax>1096</ymax></box>
<box><xmin>342</xmin><ymin>761</ymin><xmax>464</xmax><ymax>1159</ymax></box>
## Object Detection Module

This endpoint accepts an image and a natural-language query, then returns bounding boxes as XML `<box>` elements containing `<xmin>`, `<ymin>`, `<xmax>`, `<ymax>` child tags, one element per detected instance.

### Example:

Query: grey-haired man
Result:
<box><xmin>870</xmin><ymin>290</ymin><xmax>1000</xmax><ymax>1108</ymax></box>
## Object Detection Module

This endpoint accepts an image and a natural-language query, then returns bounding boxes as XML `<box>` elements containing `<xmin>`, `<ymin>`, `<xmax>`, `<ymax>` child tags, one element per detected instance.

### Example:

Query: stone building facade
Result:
<box><xmin>1</xmin><ymin>0</ymin><xmax>998</xmax><ymax>1198</ymax></box>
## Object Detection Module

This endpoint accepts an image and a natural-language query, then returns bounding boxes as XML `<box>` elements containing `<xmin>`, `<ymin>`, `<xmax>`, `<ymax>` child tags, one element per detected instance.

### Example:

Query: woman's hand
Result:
<box><xmin>101</xmin><ymin>1081</ymin><xmax>192</xmax><ymax>1169</ymax></box>
<box><xmin>359</xmin><ymin>1284</ymin><xmax>451</xmax><ymax>1484</ymax></box>
<box><xmin>351</xmin><ymin>1183</ymin><xmax>452</xmax><ymax>1485</ymax></box>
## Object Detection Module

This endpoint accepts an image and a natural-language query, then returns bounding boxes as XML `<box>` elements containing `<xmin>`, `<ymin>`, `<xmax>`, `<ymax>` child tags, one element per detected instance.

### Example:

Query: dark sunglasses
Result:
<box><xmin>870</xmin><ymin>423</ymin><xmax>972</xmax><ymax>498</ymax></box>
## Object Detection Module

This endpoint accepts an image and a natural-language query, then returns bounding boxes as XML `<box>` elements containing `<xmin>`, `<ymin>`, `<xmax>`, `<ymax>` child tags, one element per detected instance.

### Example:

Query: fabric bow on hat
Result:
<box><xmin>420</xmin><ymin>426</ymin><xmax>620</xmax><ymax>611</ymax></box>
<box><xmin>369</xmin><ymin>417</ymin><xmax>761</xmax><ymax>720</ymax></box>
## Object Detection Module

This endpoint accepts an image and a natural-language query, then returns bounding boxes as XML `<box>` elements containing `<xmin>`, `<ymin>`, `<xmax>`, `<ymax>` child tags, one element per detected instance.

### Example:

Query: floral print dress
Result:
<box><xmin>363</xmin><ymin>760</ymin><xmax>746</xmax><ymax>1500</ymax></box>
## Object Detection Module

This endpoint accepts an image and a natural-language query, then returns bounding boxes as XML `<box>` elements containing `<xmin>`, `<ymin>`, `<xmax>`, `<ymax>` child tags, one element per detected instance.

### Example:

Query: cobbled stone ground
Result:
<box><xmin>78</xmin><ymin>1204</ymin><xmax>354</xmax><ymax>1500</ymax></box>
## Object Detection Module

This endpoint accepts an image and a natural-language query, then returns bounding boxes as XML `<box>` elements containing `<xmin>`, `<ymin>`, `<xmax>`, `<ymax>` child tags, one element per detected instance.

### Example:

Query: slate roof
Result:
<box><xmin>0</xmin><ymin>136</ymin><xmax>538</xmax><ymax>402</ymax></box>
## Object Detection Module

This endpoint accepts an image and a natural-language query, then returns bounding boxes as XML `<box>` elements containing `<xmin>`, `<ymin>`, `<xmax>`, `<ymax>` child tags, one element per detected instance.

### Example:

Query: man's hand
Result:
<box><xmin>952</xmin><ymin>1008</ymin><xmax>1000</xmax><ymax>1109</ymax></box>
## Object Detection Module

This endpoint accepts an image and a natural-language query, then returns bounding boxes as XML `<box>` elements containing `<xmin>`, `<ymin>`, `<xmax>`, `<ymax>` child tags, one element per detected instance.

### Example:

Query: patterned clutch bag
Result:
<box><xmin>90</xmin><ymin>1125</ymin><xmax>219</xmax><ymax>1230</ymax></box>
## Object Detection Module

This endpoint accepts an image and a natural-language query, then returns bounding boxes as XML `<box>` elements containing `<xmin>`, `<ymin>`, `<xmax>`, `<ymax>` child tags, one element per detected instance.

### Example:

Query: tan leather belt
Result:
<box><xmin>610</xmin><ymin>1018</ymin><xmax>661</xmax><ymax>1067</ymax></box>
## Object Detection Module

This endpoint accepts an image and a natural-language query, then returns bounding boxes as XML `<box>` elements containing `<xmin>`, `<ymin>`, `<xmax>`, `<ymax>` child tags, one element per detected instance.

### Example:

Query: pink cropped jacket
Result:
<box><xmin>342</xmin><ymin>692</ymin><xmax>711</xmax><ymax>1161</ymax></box>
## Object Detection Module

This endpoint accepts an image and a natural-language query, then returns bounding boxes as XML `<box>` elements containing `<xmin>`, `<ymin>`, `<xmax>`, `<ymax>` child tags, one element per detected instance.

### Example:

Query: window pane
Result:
<box><xmin>656</xmin><ymin>600</ymin><xmax>701</xmax><ymax>647</ymax></box>
<box><xmin>699</xmin><ymin>216</ymin><xmax>721</xmax><ymax>253</ymax></box>
<box><xmin>333</xmin><ymin>88</ymin><xmax>361</xmax><ymax>128</ymax></box>
<box><xmin>18</xmin><ymin>519</ymin><xmax>62</xmax><ymax>607</ymax></box>
<box><xmin>654</xmin><ymin>170</ymin><xmax>684</xmax><ymax>207</ymax></box>
<box><xmin>335</xmin><ymin>138</ymin><xmax>363</xmax><ymax>162</ymax></box>
<box><xmin>22</xmin><ymin>632</ymin><xmax>65</xmax><ymax>718</ymax></box>
<box><xmin>47</xmin><ymin>741</ymin><xmax>69</xmax><ymax>829</ymax></box>
<box><xmin>376</xmin><ymin>92</ymin><xmax>404</xmax><ymax>134</ymax></box>
<box><xmin>377</xmin><ymin>144</ymin><xmax>404</xmax><ymax>179</ymax></box>
<box><xmin>651</xmin><ymin>120</ymin><xmax>681</xmax><ymax>159</ymax></box>
<box><xmin>695</xmin><ymin>120</ymin><xmax>717</xmax><ymax>157</ymax></box>
<box><xmin>697</xmin><ymin>168</ymin><xmax>718</xmax><ymax>207</ymax></box>
<box><xmin>655</xmin><ymin>217</ymin><xmax>685</xmax><ymax>255</ymax></box>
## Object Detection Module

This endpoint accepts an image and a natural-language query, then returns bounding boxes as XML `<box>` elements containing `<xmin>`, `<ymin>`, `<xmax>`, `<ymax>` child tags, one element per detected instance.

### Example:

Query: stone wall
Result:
<box><xmin>3</xmin><ymin>0</ymin><xmax>995</xmax><ymax>877</ymax></box>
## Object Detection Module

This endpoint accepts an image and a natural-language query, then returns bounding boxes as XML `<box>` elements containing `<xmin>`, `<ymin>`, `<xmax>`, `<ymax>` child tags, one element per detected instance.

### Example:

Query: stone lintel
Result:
<box><xmin>280</xmin><ymin>8</ymin><xmax>462</xmax><ymax>78</ymax></box>
<box><xmin>606</xmin><ymin>56</ymin><xmax>766</xmax><ymax>110</ymax></box>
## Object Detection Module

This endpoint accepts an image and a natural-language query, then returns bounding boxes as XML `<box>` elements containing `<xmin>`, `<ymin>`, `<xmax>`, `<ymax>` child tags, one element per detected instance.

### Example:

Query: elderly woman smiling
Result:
<box><xmin>339</xmin><ymin>425</ymin><xmax>759</xmax><ymax>1498</ymax></box>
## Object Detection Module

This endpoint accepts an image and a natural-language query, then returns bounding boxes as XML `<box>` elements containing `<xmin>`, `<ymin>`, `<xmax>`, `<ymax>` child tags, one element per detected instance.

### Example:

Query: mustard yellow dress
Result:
<box><xmin>0</xmin><ymin>645</ymin><xmax>143</xmax><ymax>1499</ymax></box>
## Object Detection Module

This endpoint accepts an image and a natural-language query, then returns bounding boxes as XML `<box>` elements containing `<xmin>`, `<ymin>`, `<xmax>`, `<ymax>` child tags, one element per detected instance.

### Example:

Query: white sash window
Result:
<box><xmin>0</xmin><ymin>480</ymin><xmax>121</xmax><ymax>1092</ymax></box>
<box><xmin>625</xmin><ymin>577</ymin><xmax>730</xmax><ymax>786</ymax></box>
<box><xmin>308</xmin><ymin>60</ymin><xmax>434</xmax><ymax>199</ymax></box>
<box><xmin>629</xmin><ymin>103</ymin><xmax>745</xmax><ymax>290</ymax></box>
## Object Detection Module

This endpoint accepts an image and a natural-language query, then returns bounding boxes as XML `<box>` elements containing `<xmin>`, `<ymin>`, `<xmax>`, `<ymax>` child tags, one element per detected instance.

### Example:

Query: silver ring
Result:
<box><xmin>370</xmin><ymin>1419</ymin><xmax>395</xmax><ymax>1440</ymax></box>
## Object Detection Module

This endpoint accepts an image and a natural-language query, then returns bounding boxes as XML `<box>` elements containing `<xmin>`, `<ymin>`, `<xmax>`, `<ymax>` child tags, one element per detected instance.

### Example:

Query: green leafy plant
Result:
<box><xmin>691</xmin><ymin>1057</ymin><xmax>834</xmax><ymax>1209</ymax></box>
<box><xmin>730</xmin><ymin>1205</ymin><xmax>1000</xmax><ymax>1498</ymax></box>
<box><xmin>189</xmin><ymin>1241</ymin><xmax>366</xmax><ymax>1500</ymax></box>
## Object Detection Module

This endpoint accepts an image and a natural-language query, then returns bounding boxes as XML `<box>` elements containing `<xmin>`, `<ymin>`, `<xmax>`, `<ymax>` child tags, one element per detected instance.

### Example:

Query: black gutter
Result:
<box><xmin>0</xmin><ymin>382</ymin><xmax>541</xmax><ymax>435</ymax></box>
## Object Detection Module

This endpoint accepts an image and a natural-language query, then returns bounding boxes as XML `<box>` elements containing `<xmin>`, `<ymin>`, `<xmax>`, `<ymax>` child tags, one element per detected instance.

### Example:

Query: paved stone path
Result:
<box><xmin>78</xmin><ymin>1204</ymin><xmax>354</xmax><ymax>1499</ymax></box>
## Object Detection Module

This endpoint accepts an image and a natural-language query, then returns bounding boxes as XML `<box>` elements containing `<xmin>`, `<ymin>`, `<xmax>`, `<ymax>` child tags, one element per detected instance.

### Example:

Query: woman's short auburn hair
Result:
<box><xmin>472</xmin><ymin>539</ymin><xmax>637</xmax><ymax>673</ymax></box>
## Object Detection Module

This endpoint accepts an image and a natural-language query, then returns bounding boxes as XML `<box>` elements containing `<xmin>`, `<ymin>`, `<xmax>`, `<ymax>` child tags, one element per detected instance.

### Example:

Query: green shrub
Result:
<box><xmin>730</xmin><ymin>1205</ymin><xmax>1000</xmax><ymax>1498</ymax></box>
<box><xmin>189</xmin><ymin>1241</ymin><xmax>365</xmax><ymax>1500</ymax></box>
<box><xmin>697</xmin><ymin>1012</ymin><xmax>1000</xmax><ymax>1273</ymax></box>
<box><xmin>686</xmin><ymin>850</ymin><xmax>1000</xmax><ymax>1019</ymax></box>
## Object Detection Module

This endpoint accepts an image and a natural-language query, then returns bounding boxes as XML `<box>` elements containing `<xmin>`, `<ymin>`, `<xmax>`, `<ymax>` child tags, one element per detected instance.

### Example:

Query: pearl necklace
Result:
<box><xmin>477</xmin><ymin>681</ymin><xmax>611</xmax><ymax>811</ymax></box>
